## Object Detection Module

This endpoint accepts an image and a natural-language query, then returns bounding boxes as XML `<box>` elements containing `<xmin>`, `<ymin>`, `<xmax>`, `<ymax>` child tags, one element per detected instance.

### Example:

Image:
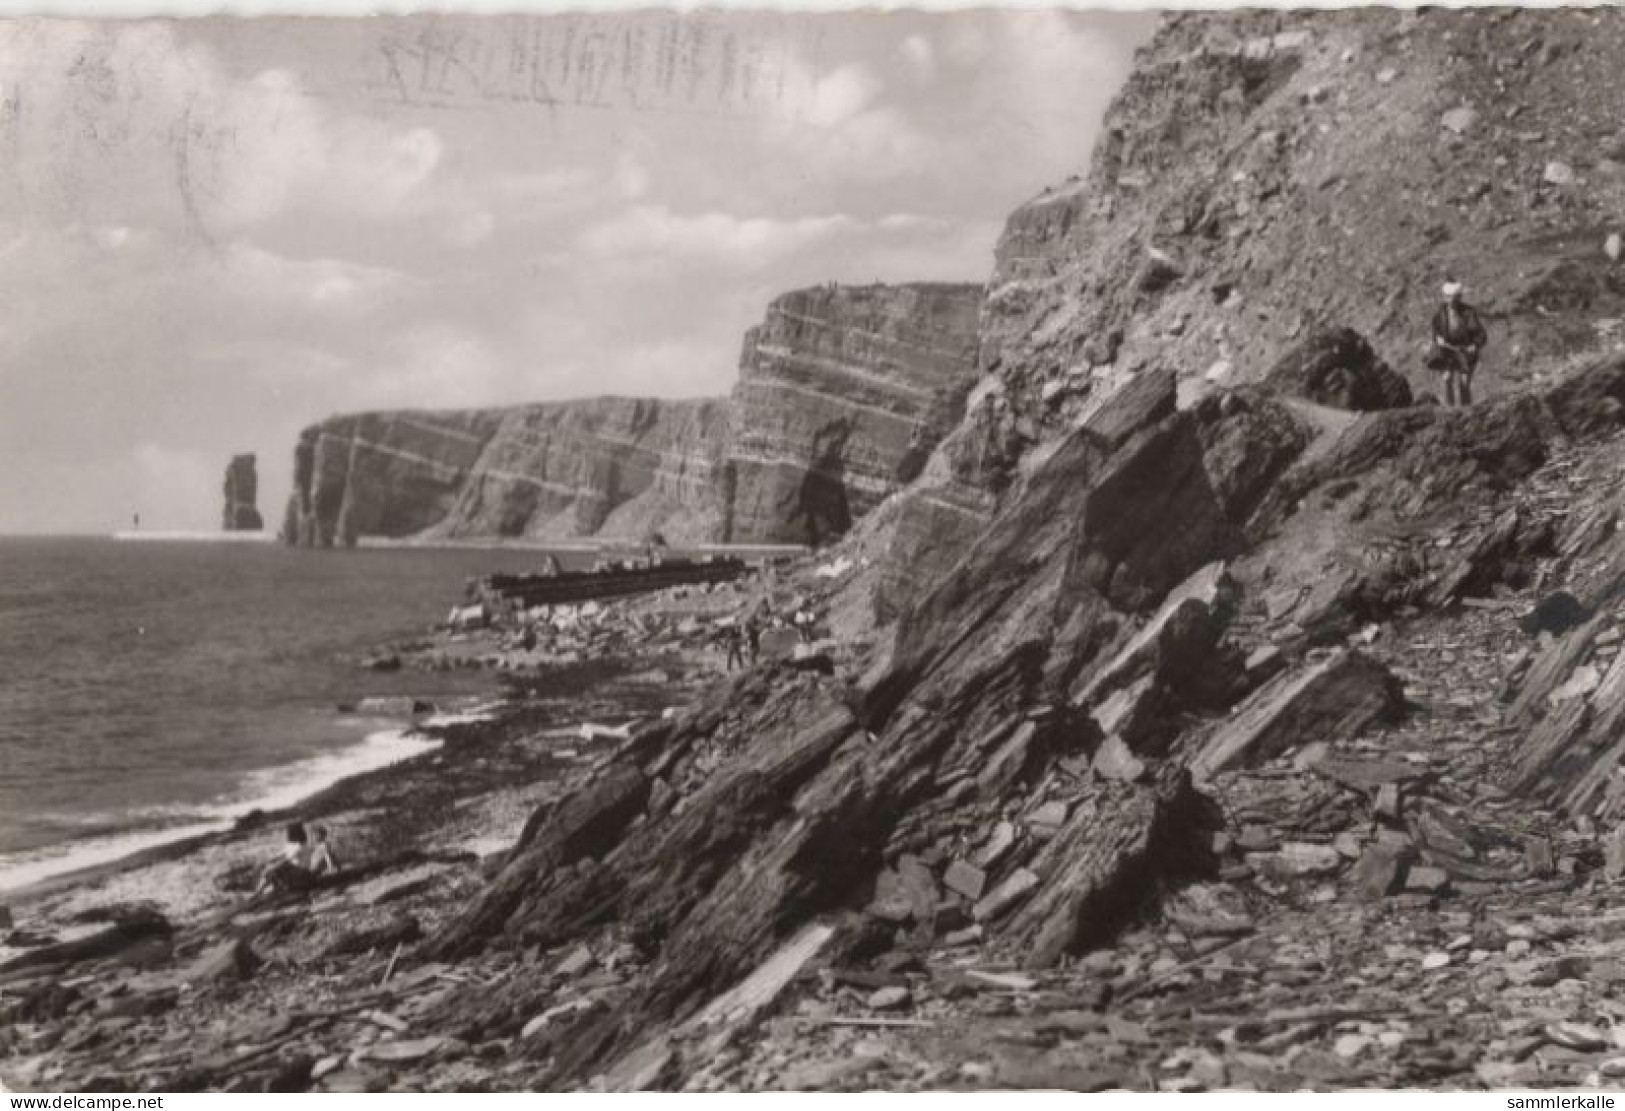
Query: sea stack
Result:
<box><xmin>222</xmin><ymin>454</ymin><xmax>264</xmax><ymax>531</ymax></box>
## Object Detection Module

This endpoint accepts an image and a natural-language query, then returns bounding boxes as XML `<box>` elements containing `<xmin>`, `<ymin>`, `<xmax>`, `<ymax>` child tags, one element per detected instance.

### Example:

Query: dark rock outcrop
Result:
<box><xmin>1262</xmin><ymin>328</ymin><xmax>1413</xmax><ymax>412</ymax></box>
<box><xmin>222</xmin><ymin>454</ymin><xmax>263</xmax><ymax>531</ymax></box>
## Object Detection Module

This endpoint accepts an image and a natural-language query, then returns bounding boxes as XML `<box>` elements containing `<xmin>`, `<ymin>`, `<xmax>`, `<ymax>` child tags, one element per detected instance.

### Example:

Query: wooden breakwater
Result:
<box><xmin>475</xmin><ymin>555</ymin><xmax>760</xmax><ymax>609</ymax></box>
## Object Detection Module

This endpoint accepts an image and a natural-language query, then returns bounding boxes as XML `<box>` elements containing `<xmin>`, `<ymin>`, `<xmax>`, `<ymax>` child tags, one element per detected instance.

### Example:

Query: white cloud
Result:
<box><xmin>578</xmin><ymin>206</ymin><xmax>855</xmax><ymax>268</ymax></box>
<box><xmin>206</xmin><ymin>339</ymin><xmax>356</xmax><ymax>389</ymax></box>
<box><xmin>803</xmin><ymin>64</ymin><xmax>881</xmax><ymax>129</ymax></box>
<box><xmin>200</xmin><ymin>69</ymin><xmax>444</xmax><ymax>229</ymax></box>
<box><xmin>91</xmin><ymin>225</ymin><xmax>149</xmax><ymax>252</ymax></box>
<box><xmin>491</xmin><ymin>167</ymin><xmax>598</xmax><ymax>204</ymax></box>
<box><xmin>762</xmin><ymin>53</ymin><xmax>932</xmax><ymax>180</ymax></box>
<box><xmin>0</xmin><ymin>24</ymin><xmax>446</xmax><ymax>233</ymax></box>
<box><xmin>613</xmin><ymin>151</ymin><xmax>650</xmax><ymax>201</ymax></box>
<box><xmin>216</xmin><ymin>241</ymin><xmax>408</xmax><ymax>311</ymax></box>
<box><xmin>358</xmin><ymin>324</ymin><xmax>510</xmax><ymax>409</ymax></box>
<box><xmin>616</xmin><ymin>337</ymin><xmax>734</xmax><ymax>397</ymax></box>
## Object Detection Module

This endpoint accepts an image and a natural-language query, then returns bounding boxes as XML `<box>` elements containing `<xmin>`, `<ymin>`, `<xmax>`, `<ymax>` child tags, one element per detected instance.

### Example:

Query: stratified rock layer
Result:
<box><xmin>282</xmin><ymin>411</ymin><xmax>506</xmax><ymax>547</ymax></box>
<box><xmin>436</xmin><ymin>399</ymin><xmax>730</xmax><ymax>544</ymax></box>
<box><xmin>722</xmin><ymin>283</ymin><xmax>983</xmax><ymax>545</ymax></box>
<box><xmin>282</xmin><ymin>283</ymin><xmax>981</xmax><ymax>547</ymax></box>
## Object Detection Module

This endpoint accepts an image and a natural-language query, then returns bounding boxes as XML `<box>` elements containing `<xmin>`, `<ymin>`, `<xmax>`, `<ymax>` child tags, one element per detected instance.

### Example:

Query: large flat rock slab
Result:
<box><xmin>1191</xmin><ymin>649</ymin><xmax>1404</xmax><ymax>779</ymax></box>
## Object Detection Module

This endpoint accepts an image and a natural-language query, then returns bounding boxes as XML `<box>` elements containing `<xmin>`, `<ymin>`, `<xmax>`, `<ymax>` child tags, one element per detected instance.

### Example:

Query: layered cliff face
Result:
<box><xmin>284</xmin><ymin>282</ymin><xmax>979</xmax><ymax>547</ymax></box>
<box><xmin>722</xmin><ymin>283</ymin><xmax>983</xmax><ymax>545</ymax></box>
<box><xmin>220</xmin><ymin>454</ymin><xmax>263</xmax><ymax>531</ymax></box>
<box><xmin>282</xmin><ymin>401</ymin><xmax>727</xmax><ymax>547</ymax></box>
<box><xmin>434</xmin><ymin>398</ymin><xmax>730</xmax><ymax>544</ymax></box>
<box><xmin>282</xmin><ymin>411</ymin><xmax>506</xmax><ymax>547</ymax></box>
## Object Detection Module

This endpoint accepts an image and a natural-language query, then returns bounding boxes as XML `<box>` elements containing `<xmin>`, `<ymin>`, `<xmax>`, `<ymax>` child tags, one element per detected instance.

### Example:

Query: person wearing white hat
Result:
<box><xmin>1430</xmin><ymin>279</ymin><xmax>1488</xmax><ymax>407</ymax></box>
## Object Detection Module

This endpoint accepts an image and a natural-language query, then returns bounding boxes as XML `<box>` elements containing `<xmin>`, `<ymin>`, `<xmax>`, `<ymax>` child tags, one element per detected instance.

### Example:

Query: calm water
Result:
<box><xmin>0</xmin><ymin>537</ymin><xmax>569</xmax><ymax>890</ymax></box>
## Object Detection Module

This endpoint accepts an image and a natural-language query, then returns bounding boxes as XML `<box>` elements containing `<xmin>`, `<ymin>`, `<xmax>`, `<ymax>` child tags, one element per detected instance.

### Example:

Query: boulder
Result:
<box><xmin>323</xmin><ymin>913</ymin><xmax>421</xmax><ymax>958</ymax></box>
<box><xmin>1092</xmin><ymin>734</ymin><xmax>1147</xmax><ymax>782</ymax></box>
<box><xmin>1075</xmin><ymin>562</ymin><xmax>1235</xmax><ymax>707</ymax></box>
<box><xmin>1352</xmin><ymin>842</ymin><xmax>1413</xmax><ymax>901</ymax></box>
<box><xmin>1003</xmin><ymin>764</ymin><xmax>1215</xmax><ymax>968</ymax></box>
<box><xmin>1440</xmin><ymin>106</ymin><xmax>1478</xmax><ymax>135</ymax></box>
<box><xmin>1079</xmin><ymin>368</ymin><xmax>1177</xmax><ymax>453</ymax></box>
<box><xmin>974</xmin><ymin>869</ymin><xmax>1040</xmax><ymax>922</ymax></box>
<box><xmin>1518</xmin><ymin>591</ymin><xmax>1593</xmax><ymax>636</ymax></box>
<box><xmin>944</xmin><ymin>860</ymin><xmax>988</xmax><ymax>901</ymax></box>
<box><xmin>1089</xmin><ymin>677</ymin><xmax>1162</xmax><ymax>751</ymax></box>
<box><xmin>0</xmin><ymin>907</ymin><xmax>171</xmax><ymax>975</ymax></box>
<box><xmin>1191</xmin><ymin>650</ymin><xmax>1404</xmax><ymax>778</ymax></box>
<box><xmin>1262</xmin><ymin>328</ymin><xmax>1412</xmax><ymax>411</ymax></box>
<box><xmin>1137</xmin><ymin>250</ymin><xmax>1182</xmax><ymax>293</ymax></box>
<box><xmin>186</xmin><ymin>937</ymin><xmax>262</xmax><ymax>985</ymax></box>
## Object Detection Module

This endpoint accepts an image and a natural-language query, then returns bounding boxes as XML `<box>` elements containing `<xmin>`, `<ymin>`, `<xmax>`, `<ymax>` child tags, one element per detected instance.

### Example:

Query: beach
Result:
<box><xmin>0</xmin><ymin>561</ymin><xmax>778</xmax><ymax>1091</ymax></box>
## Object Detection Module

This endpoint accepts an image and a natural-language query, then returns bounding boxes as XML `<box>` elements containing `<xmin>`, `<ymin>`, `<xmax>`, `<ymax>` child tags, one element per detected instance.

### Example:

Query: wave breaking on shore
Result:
<box><xmin>0</xmin><ymin>725</ymin><xmax>447</xmax><ymax>895</ymax></box>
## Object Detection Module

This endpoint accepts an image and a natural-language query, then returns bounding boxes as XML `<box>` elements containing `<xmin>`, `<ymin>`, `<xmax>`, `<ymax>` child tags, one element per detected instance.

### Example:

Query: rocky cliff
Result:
<box><xmin>418</xmin><ymin>8</ymin><xmax>1625</xmax><ymax>1089</ymax></box>
<box><xmin>280</xmin><ymin>401</ymin><xmax>725</xmax><ymax>547</ymax></box>
<box><xmin>872</xmin><ymin>4</ymin><xmax>1625</xmax><ymax>619</ymax></box>
<box><xmin>283</xmin><ymin>283</ymin><xmax>980</xmax><ymax>547</ymax></box>
<box><xmin>722</xmin><ymin>283</ymin><xmax>982</xmax><ymax>545</ymax></box>
<box><xmin>28</xmin><ymin>8</ymin><xmax>1625</xmax><ymax>1095</ymax></box>
<box><xmin>978</xmin><ymin>7</ymin><xmax>1625</xmax><ymax>433</ymax></box>
<box><xmin>221</xmin><ymin>454</ymin><xmax>263</xmax><ymax>531</ymax></box>
<box><xmin>282</xmin><ymin>410</ymin><xmax>507</xmax><ymax>547</ymax></box>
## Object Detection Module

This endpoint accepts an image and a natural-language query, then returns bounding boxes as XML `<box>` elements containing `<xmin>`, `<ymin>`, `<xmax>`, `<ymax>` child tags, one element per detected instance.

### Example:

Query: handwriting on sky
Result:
<box><xmin>369</xmin><ymin>17</ymin><xmax>807</xmax><ymax>117</ymax></box>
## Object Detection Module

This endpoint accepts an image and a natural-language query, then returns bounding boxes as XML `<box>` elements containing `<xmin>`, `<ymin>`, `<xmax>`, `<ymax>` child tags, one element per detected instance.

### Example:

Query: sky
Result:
<box><xmin>0</xmin><ymin>9</ymin><xmax>1154</xmax><ymax>534</ymax></box>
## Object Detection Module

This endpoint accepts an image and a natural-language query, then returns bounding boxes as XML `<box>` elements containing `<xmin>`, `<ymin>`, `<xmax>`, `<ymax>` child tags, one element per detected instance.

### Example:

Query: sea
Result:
<box><xmin>0</xmin><ymin>535</ymin><xmax>582</xmax><ymax>894</ymax></box>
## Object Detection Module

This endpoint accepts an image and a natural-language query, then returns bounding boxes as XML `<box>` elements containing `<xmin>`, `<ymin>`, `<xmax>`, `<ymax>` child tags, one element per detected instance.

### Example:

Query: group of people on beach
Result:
<box><xmin>717</xmin><ymin>599</ymin><xmax>820</xmax><ymax>671</ymax></box>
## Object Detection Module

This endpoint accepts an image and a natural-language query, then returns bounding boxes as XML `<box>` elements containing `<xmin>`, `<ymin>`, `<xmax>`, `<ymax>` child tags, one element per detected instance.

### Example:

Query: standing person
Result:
<box><xmin>744</xmin><ymin>610</ymin><xmax>763</xmax><ymax>664</ymax></box>
<box><xmin>1431</xmin><ymin>280</ymin><xmax>1488</xmax><ymax>407</ymax></box>
<box><xmin>721</xmin><ymin>622</ymin><xmax>744</xmax><ymax>671</ymax></box>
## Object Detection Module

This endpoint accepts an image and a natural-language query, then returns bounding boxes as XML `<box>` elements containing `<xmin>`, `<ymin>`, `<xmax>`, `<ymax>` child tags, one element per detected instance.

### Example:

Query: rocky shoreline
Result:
<box><xmin>0</xmin><ymin>570</ymin><xmax>783</xmax><ymax>1092</ymax></box>
<box><xmin>11</xmin><ymin>6</ymin><xmax>1625</xmax><ymax>1094</ymax></box>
